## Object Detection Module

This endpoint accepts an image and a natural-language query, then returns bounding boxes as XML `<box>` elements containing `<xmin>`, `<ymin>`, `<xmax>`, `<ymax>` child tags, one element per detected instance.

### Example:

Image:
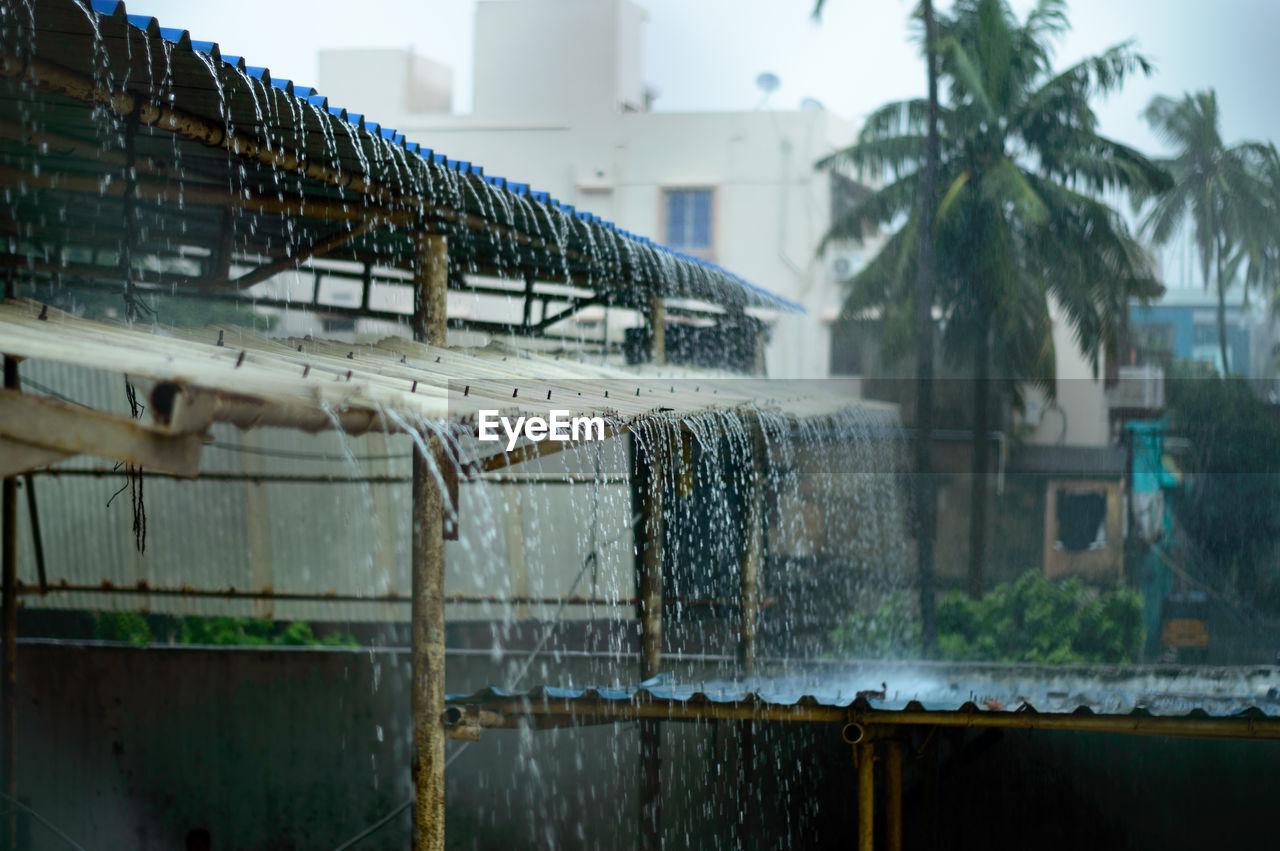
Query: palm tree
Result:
<box><xmin>1136</xmin><ymin>91</ymin><xmax>1279</xmax><ymax>374</ymax></box>
<box><xmin>820</xmin><ymin>0</ymin><xmax>1168</xmax><ymax>598</ymax></box>
<box><xmin>813</xmin><ymin>0</ymin><xmax>943</xmax><ymax>651</ymax></box>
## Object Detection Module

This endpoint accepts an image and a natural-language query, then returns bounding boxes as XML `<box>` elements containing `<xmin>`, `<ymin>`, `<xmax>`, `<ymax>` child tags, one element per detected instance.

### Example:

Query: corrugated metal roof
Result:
<box><xmin>0</xmin><ymin>299</ymin><xmax>886</xmax><ymax>435</ymax></box>
<box><xmin>4</xmin><ymin>298</ymin><xmax>892</xmax><ymax>620</ymax></box>
<box><xmin>446</xmin><ymin>663</ymin><xmax>1280</xmax><ymax>732</ymax></box>
<box><xmin>0</xmin><ymin>0</ymin><xmax>802</xmax><ymax>313</ymax></box>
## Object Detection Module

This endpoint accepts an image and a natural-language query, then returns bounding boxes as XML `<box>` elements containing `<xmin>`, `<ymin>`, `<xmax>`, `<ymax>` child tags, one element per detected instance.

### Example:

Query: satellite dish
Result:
<box><xmin>755</xmin><ymin>72</ymin><xmax>781</xmax><ymax>95</ymax></box>
<box><xmin>800</xmin><ymin>97</ymin><xmax>825</xmax><ymax>111</ymax></box>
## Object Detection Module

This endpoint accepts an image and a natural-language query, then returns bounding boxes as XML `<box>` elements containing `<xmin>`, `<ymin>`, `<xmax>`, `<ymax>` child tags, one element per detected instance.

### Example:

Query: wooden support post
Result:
<box><xmin>636</xmin><ymin>438</ymin><xmax>663</xmax><ymax>680</ymax></box>
<box><xmin>414</xmin><ymin>234</ymin><xmax>448</xmax><ymax>348</ymax></box>
<box><xmin>649</xmin><ymin>297</ymin><xmax>665</xmax><ymax>366</ymax></box>
<box><xmin>886</xmin><ymin>739</ymin><xmax>903</xmax><ymax>851</ymax></box>
<box><xmin>857</xmin><ymin>742</ymin><xmax>875</xmax><ymax>851</ymax></box>
<box><xmin>634</xmin><ymin>433</ymin><xmax>664</xmax><ymax>851</ymax></box>
<box><xmin>738</xmin><ymin>423</ymin><xmax>764</xmax><ymax>676</ymax></box>
<box><xmin>411</xmin><ymin>233</ymin><xmax>447</xmax><ymax>851</ymax></box>
<box><xmin>2</xmin><ymin>355</ymin><xmax>18</xmax><ymax>851</ymax></box>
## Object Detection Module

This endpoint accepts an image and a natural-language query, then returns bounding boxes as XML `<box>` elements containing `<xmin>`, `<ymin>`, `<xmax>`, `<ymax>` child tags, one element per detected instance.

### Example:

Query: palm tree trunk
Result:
<box><xmin>915</xmin><ymin>0</ymin><xmax>940</xmax><ymax>653</ymax></box>
<box><xmin>968</xmin><ymin>326</ymin><xmax>991</xmax><ymax>600</ymax></box>
<box><xmin>1215</xmin><ymin>232</ymin><xmax>1230</xmax><ymax>374</ymax></box>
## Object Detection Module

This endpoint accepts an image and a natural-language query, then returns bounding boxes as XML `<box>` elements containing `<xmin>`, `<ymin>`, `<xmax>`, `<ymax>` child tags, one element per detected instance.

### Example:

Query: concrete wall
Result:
<box><xmin>318</xmin><ymin>49</ymin><xmax>452</xmax><ymax>118</ymax></box>
<box><xmin>472</xmin><ymin>0</ymin><xmax>648</xmax><ymax>120</ymax></box>
<box><xmin>314</xmin><ymin>1</ymin><xmax>866</xmax><ymax>379</ymax></box>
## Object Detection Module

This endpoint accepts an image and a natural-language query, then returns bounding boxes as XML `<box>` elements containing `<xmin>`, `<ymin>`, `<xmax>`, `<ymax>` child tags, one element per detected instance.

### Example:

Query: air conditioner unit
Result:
<box><xmin>829</xmin><ymin>252</ymin><xmax>864</xmax><ymax>281</ymax></box>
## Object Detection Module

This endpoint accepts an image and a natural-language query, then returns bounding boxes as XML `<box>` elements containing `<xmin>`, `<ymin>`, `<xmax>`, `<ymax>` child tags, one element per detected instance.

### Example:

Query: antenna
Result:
<box><xmin>755</xmin><ymin>72</ymin><xmax>780</xmax><ymax>108</ymax></box>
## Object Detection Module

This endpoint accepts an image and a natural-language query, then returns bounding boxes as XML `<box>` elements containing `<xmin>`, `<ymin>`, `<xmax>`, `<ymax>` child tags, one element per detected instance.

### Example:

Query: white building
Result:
<box><xmin>317</xmin><ymin>0</ymin><xmax>862</xmax><ymax>378</ymax></box>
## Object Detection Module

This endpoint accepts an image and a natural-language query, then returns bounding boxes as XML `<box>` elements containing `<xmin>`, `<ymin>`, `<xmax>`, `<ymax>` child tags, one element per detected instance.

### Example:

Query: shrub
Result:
<box><xmin>828</xmin><ymin>571</ymin><xmax>1144</xmax><ymax>663</ymax></box>
<box><xmin>936</xmin><ymin>571</ymin><xmax>1143</xmax><ymax>664</ymax></box>
<box><xmin>828</xmin><ymin>590</ymin><xmax>920</xmax><ymax>659</ymax></box>
<box><xmin>178</xmin><ymin>616</ymin><xmax>359</xmax><ymax>647</ymax></box>
<box><xmin>93</xmin><ymin>611</ymin><xmax>153</xmax><ymax>645</ymax></box>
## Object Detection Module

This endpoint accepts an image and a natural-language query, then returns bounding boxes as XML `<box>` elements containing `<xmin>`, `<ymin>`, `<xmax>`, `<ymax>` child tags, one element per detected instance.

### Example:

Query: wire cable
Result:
<box><xmin>330</xmin><ymin>509</ymin><xmax>642</xmax><ymax>850</ymax></box>
<box><xmin>0</xmin><ymin>791</ymin><xmax>88</xmax><ymax>851</ymax></box>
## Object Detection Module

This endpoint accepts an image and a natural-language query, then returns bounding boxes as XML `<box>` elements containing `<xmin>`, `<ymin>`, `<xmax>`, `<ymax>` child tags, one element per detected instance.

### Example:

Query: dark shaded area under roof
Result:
<box><xmin>0</xmin><ymin>0</ymin><xmax>802</xmax><ymax>328</ymax></box>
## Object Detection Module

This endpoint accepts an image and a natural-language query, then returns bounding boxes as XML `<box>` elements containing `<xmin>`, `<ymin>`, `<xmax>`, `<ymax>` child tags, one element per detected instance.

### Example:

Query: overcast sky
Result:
<box><xmin>135</xmin><ymin>0</ymin><xmax>1280</xmax><ymax>158</ymax></box>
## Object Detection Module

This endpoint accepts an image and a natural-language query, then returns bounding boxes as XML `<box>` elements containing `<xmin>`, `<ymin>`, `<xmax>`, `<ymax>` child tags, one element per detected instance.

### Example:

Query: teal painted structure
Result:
<box><xmin>1127</xmin><ymin>419</ymin><xmax>1179</xmax><ymax>657</ymax></box>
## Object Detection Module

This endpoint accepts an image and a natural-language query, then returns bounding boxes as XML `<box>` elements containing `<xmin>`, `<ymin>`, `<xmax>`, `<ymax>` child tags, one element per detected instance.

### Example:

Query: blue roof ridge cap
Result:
<box><xmin>81</xmin><ymin>0</ymin><xmax>802</xmax><ymax>314</ymax></box>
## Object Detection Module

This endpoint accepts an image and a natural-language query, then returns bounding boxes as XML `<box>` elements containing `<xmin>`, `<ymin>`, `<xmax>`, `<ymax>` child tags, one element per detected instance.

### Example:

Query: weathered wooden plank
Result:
<box><xmin>0</xmin><ymin>389</ymin><xmax>203</xmax><ymax>477</ymax></box>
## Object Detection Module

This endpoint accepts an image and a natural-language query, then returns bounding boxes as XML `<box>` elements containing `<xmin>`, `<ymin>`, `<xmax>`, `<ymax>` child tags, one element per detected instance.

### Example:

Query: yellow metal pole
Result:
<box><xmin>886</xmin><ymin>740</ymin><xmax>903</xmax><ymax>851</ymax></box>
<box><xmin>411</xmin><ymin>233</ymin><xmax>447</xmax><ymax>851</ymax></box>
<box><xmin>857</xmin><ymin>742</ymin><xmax>875</xmax><ymax>851</ymax></box>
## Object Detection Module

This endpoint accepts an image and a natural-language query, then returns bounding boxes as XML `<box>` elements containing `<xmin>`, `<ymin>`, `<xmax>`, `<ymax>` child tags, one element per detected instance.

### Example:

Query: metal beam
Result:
<box><xmin>857</xmin><ymin>742</ymin><xmax>874</xmax><ymax>851</ymax></box>
<box><xmin>886</xmin><ymin>739</ymin><xmax>903</xmax><ymax>851</ymax></box>
<box><xmin>450</xmin><ymin>693</ymin><xmax>1280</xmax><ymax>742</ymax></box>
<box><xmin>228</xmin><ymin>219</ymin><xmax>379</xmax><ymax>291</ymax></box>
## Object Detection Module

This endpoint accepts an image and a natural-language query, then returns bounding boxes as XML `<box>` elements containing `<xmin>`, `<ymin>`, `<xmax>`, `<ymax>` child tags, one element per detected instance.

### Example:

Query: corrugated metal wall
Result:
<box><xmin>15</xmin><ymin>360</ymin><xmax>636</xmax><ymax>623</ymax></box>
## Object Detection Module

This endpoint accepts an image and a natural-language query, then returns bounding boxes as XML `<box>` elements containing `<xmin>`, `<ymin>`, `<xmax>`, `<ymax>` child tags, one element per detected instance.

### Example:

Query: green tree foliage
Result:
<box><xmin>1168</xmin><ymin>376</ymin><xmax>1280</xmax><ymax>604</ymax></box>
<box><xmin>93</xmin><ymin>611</ymin><xmax>153</xmax><ymax>645</ymax></box>
<box><xmin>94</xmin><ymin>613</ymin><xmax>358</xmax><ymax>647</ymax></box>
<box><xmin>818</xmin><ymin>0</ymin><xmax>1168</xmax><ymax>595</ymax></box>
<box><xmin>936</xmin><ymin>572</ymin><xmax>1143</xmax><ymax>664</ymax></box>
<box><xmin>1135</xmin><ymin>91</ymin><xmax>1280</xmax><ymax>373</ymax></box>
<box><xmin>829</xmin><ymin>572</ymin><xmax>1143</xmax><ymax>664</ymax></box>
<box><xmin>179</xmin><ymin>616</ymin><xmax>359</xmax><ymax>647</ymax></box>
<box><xmin>829</xmin><ymin>590</ymin><xmax>921</xmax><ymax>659</ymax></box>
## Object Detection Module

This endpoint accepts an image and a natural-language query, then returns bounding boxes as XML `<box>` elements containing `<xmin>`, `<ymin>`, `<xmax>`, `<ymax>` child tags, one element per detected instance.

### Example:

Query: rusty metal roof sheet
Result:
<box><xmin>445</xmin><ymin>662</ymin><xmax>1280</xmax><ymax>737</ymax></box>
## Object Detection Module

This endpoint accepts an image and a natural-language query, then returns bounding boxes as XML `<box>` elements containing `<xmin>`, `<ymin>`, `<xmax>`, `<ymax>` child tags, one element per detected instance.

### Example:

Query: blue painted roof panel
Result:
<box><xmin>39</xmin><ymin>0</ymin><xmax>803</xmax><ymax>313</ymax></box>
<box><xmin>447</xmin><ymin>664</ymin><xmax>1280</xmax><ymax>721</ymax></box>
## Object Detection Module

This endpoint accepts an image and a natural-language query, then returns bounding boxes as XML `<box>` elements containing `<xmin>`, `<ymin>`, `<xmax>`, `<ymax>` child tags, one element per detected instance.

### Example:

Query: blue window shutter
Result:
<box><xmin>666</xmin><ymin>191</ymin><xmax>687</xmax><ymax>246</ymax></box>
<box><xmin>691</xmin><ymin>191</ymin><xmax>712</xmax><ymax>248</ymax></box>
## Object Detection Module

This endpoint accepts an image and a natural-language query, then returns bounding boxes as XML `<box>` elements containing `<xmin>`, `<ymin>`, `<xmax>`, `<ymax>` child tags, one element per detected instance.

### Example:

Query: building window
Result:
<box><xmin>663</xmin><ymin>189</ymin><xmax>713</xmax><ymax>253</ymax></box>
<box><xmin>1054</xmin><ymin>488</ymin><xmax>1107</xmax><ymax>551</ymax></box>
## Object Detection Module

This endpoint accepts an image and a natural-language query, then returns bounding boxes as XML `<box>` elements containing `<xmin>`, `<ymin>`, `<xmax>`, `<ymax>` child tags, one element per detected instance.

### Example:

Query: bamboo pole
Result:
<box><xmin>634</xmin><ymin>433</ymin><xmax>664</xmax><ymax>851</ymax></box>
<box><xmin>411</xmin><ymin>233</ymin><xmax>447</xmax><ymax>851</ymax></box>
<box><xmin>857</xmin><ymin>742</ymin><xmax>875</xmax><ymax>851</ymax></box>
<box><xmin>886</xmin><ymin>739</ymin><xmax>903</xmax><ymax>851</ymax></box>
<box><xmin>637</xmin><ymin>440</ymin><xmax>663</xmax><ymax>681</ymax></box>
<box><xmin>1</xmin><ymin>355</ymin><xmax>18</xmax><ymax>851</ymax></box>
